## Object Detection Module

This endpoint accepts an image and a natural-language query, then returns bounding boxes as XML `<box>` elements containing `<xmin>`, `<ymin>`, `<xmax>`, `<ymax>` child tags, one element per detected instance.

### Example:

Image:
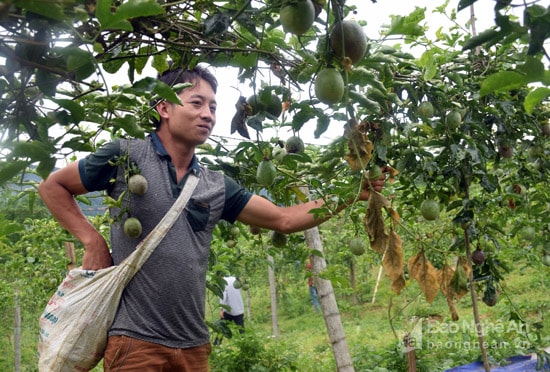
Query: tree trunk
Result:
<box><xmin>267</xmin><ymin>254</ymin><xmax>279</xmax><ymax>339</ymax></box>
<box><xmin>304</xmin><ymin>228</ymin><xmax>354</xmax><ymax>372</ymax></box>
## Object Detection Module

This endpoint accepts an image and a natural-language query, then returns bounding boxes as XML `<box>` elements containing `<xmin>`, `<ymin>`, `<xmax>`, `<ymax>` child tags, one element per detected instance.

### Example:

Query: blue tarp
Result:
<box><xmin>446</xmin><ymin>355</ymin><xmax>548</xmax><ymax>371</ymax></box>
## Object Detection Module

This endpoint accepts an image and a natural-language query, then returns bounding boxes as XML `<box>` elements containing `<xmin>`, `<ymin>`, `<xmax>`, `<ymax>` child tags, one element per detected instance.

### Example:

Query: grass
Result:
<box><xmin>1</xmin><ymin>260</ymin><xmax>548</xmax><ymax>371</ymax></box>
<box><xmin>208</xmin><ymin>260</ymin><xmax>549</xmax><ymax>371</ymax></box>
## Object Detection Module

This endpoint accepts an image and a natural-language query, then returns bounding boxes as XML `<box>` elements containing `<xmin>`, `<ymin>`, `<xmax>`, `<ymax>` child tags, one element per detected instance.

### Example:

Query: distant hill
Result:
<box><xmin>13</xmin><ymin>168</ymin><xmax>107</xmax><ymax>217</ymax></box>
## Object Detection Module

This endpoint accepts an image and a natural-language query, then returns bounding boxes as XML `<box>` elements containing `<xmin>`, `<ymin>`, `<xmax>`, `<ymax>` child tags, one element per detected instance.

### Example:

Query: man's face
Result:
<box><xmin>157</xmin><ymin>78</ymin><xmax>217</xmax><ymax>146</ymax></box>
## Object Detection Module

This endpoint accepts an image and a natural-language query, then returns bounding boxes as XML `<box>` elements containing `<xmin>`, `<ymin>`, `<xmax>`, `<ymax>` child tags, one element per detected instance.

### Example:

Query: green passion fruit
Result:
<box><xmin>256</xmin><ymin>160</ymin><xmax>277</xmax><ymax>187</ymax></box>
<box><xmin>265</xmin><ymin>94</ymin><xmax>283</xmax><ymax>117</ymax></box>
<box><xmin>280</xmin><ymin>0</ymin><xmax>315</xmax><ymax>36</ymax></box>
<box><xmin>285</xmin><ymin>136</ymin><xmax>304</xmax><ymax>154</ymax></box>
<box><xmin>349</xmin><ymin>237</ymin><xmax>366</xmax><ymax>256</ymax></box>
<box><xmin>330</xmin><ymin>20</ymin><xmax>367</xmax><ymax>64</ymax></box>
<box><xmin>128</xmin><ymin>174</ymin><xmax>148</xmax><ymax>195</ymax></box>
<box><xmin>270</xmin><ymin>231</ymin><xmax>288</xmax><ymax>248</ymax></box>
<box><xmin>420</xmin><ymin>199</ymin><xmax>439</xmax><ymax>221</ymax></box>
<box><xmin>315</xmin><ymin>68</ymin><xmax>345</xmax><ymax>105</ymax></box>
<box><xmin>445</xmin><ymin>110</ymin><xmax>462</xmax><ymax>129</ymax></box>
<box><xmin>247</xmin><ymin>93</ymin><xmax>283</xmax><ymax>117</ymax></box>
<box><xmin>124</xmin><ymin>217</ymin><xmax>142</xmax><ymax>238</ymax></box>
<box><xmin>272</xmin><ymin>146</ymin><xmax>287</xmax><ymax>163</ymax></box>
<box><xmin>247</xmin><ymin>94</ymin><xmax>267</xmax><ymax>114</ymax></box>
<box><xmin>417</xmin><ymin>101</ymin><xmax>434</xmax><ymax>119</ymax></box>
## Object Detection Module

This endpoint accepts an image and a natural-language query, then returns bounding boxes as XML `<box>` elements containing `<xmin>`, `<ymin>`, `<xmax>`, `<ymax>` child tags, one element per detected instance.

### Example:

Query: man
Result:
<box><xmin>38</xmin><ymin>65</ymin><xmax>384</xmax><ymax>371</ymax></box>
<box><xmin>306</xmin><ymin>258</ymin><xmax>320</xmax><ymax>312</ymax></box>
<box><xmin>219</xmin><ymin>276</ymin><xmax>245</xmax><ymax>329</ymax></box>
<box><xmin>214</xmin><ymin>275</ymin><xmax>244</xmax><ymax>345</ymax></box>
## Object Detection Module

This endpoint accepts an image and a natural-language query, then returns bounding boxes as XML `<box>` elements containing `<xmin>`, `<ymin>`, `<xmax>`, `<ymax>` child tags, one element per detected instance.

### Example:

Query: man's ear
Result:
<box><xmin>156</xmin><ymin>100</ymin><xmax>170</xmax><ymax>121</ymax></box>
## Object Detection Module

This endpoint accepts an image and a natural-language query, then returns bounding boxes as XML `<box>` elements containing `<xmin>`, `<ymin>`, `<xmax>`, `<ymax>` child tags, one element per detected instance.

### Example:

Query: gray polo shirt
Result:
<box><xmin>78</xmin><ymin>133</ymin><xmax>252</xmax><ymax>348</ymax></box>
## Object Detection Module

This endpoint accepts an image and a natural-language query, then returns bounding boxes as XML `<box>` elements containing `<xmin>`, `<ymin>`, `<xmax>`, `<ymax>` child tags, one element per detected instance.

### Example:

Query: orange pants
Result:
<box><xmin>103</xmin><ymin>335</ymin><xmax>211</xmax><ymax>371</ymax></box>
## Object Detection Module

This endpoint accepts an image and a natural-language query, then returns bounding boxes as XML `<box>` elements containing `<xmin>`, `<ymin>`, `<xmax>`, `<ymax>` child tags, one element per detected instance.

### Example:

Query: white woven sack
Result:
<box><xmin>38</xmin><ymin>264</ymin><xmax>132</xmax><ymax>371</ymax></box>
<box><xmin>38</xmin><ymin>174</ymin><xmax>199</xmax><ymax>372</ymax></box>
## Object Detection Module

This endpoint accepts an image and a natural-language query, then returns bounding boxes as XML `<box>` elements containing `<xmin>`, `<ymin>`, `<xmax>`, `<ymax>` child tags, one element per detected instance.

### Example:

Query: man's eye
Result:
<box><xmin>210</xmin><ymin>106</ymin><xmax>217</xmax><ymax>113</ymax></box>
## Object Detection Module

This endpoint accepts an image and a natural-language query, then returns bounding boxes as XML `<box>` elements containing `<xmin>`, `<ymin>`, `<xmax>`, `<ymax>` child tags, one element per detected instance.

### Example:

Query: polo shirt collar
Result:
<box><xmin>150</xmin><ymin>132</ymin><xmax>201</xmax><ymax>175</ymax></box>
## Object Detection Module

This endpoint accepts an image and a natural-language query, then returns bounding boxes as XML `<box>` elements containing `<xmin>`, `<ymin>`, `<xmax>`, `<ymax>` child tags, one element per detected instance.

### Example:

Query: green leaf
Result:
<box><xmin>15</xmin><ymin>0</ymin><xmax>65</xmax><ymax>20</ymax></box>
<box><xmin>132</xmin><ymin>78</ymin><xmax>190</xmax><ymax>104</ymax></box>
<box><xmin>152</xmin><ymin>53</ymin><xmax>170</xmax><ymax>74</ymax></box>
<box><xmin>96</xmin><ymin>0</ymin><xmax>164</xmax><ymax>31</ymax></box>
<box><xmin>479</xmin><ymin>71</ymin><xmax>527</xmax><ymax>97</ymax></box>
<box><xmin>112</xmin><ymin>115</ymin><xmax>146</xmax><ymax>138</ymax></box>
<box><xmin>385</xmin><ymin>7</ymin><xmax>425</xmax><ymax>37</ymax></box>
<box><xmin>64</xmin><ymin>48</ymin><xmax>96</xmax><ymax>80</ymax></box>
<box><xmin>12</xmin><ymin>142</ymin><xmax>53</xmax><ymax>160</ymax></box>
<box><xmin>516</xmin><ymin>56</ymin><xmax>545</xmax><ymax>82</ymax></box>
<box><xmin>524</xmin><ymin>87</ymin><xmax>550</xmax><ymax>114</ymax></box>
<box><xmin>314</xmin><ymin>114</ymin><xmax>330</xmax><ymax>138</ymax></box>
<box><xmin>462</xmin><ymin>29</ymin><xmax>503</xmax><ymax>51</ymax></box>
<box><xmin>36</xmin><ymin>69</ymin><xmax>58</xmax><ymax>96</ymax></box>
<box><xmin>50</xmin><ymin>98</ymin><xmax>85</xmax><ymax>123</ymax></box>
<box><xmin>36</xmin><ymin>157</ymin><xmax>57</xmax><ymax>180</ymax></box>
<box><xmin>348</xmin><ymin>90</ymin><xmax>382</xmax><ymax>115</ymax></box>
<box><xmin>0</xmin><ymin>161</ymin><xmax>30</xmax><ymax>186</ymax></box>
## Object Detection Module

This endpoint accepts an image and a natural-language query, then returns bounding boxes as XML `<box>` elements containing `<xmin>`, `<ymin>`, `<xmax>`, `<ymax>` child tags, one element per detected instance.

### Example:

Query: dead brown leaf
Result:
<box><xmin>383</xmin><ymin>230</ymin><xmax>406</xmax><ymax>294</ymax></box>
<box><xmin>438</xmin><ymin>263</ymin><xmax>459</xmax><ymax>321</ymax></box>
<box><xmin>408</xmin><ymin>251</ymin><xmax>439</xmax><ymax>303</ymax></box>
<box><xmin>344</xmin><ymin>120</ymin><xmax>373</xmax><ymax>171</ymax></box>
<box><xmin>365</xmin><ymin>191</ymin><xmax>391</xmax><ymax>254</ymax></box>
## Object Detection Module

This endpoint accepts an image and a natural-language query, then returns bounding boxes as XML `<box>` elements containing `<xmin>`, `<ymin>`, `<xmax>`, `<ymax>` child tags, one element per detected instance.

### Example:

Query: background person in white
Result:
<box><xmin>219</xmin><ymin>276</ymin><xmax>245</xmax><ymax>330</ymax></box>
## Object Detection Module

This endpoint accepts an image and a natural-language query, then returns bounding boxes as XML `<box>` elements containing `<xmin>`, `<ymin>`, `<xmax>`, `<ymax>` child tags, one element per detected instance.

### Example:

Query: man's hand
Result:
<box><xmin>81</xmin><ymin>234</ymin><xmax>113</xmax><ymax>270</ymax></box>
<box><xmin>359</xmin><ymin>170</ymin><xmax>387</xmax><ymax>201</ymax></box>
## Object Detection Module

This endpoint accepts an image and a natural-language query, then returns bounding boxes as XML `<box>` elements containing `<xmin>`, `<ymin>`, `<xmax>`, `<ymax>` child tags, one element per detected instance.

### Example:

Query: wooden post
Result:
<box><xmin>64</xmin><ymin>242</ymin><xmax>76</xmax><ymax>270</ymax></box>
<box><xmin>403</xmin><ymin>332</ymin><xmax>417</xmax><ymax>372</ymax></box>
<box><xmin>14</xmin><ymin>288</ymin><xmax>21</xmax><ymax>372</ymax></box>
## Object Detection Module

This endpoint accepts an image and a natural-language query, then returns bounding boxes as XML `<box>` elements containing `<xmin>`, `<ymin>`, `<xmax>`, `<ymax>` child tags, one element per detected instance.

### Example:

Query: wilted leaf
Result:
<box><xmin>438</xmin><ymin>263</ymin><xmax>459</xmax><ymax>321</ymax></box>
<box><xmin>437</xmin><ymin>263</ymin><xmax>454</xmax><ymax>297</ymax></box>
<box><xmin>449</xmin><ymin>257</ymin><xmax>471</xmax><ymax>300</ymax></box>
<box><xmin>344</xmin><ymin>120</ymin><xmax>373</xmax><ymax>171</ymax></box>
<box><xmin>383</xmin><ymin>230</ymin><xmax>406</xmax><ymax>294</ymax></box>
<box><xmin>457</xmin><ymin>256</ymin><xmax>472</xmax><ymax>278</ymax></box>
<box><xmin>408</xmin><ymin>251</ymin><xmax>439</xmax><ymax>303</ymax></box>
<box><xmin>365</xmin><ymin>191</ymin><xmax>391</xmax><ymax>254</ymax></box>
<box><xmin>230</xmin><ymin>96</ymin><xmax>252</xmax><ymax>139</ymax></box>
